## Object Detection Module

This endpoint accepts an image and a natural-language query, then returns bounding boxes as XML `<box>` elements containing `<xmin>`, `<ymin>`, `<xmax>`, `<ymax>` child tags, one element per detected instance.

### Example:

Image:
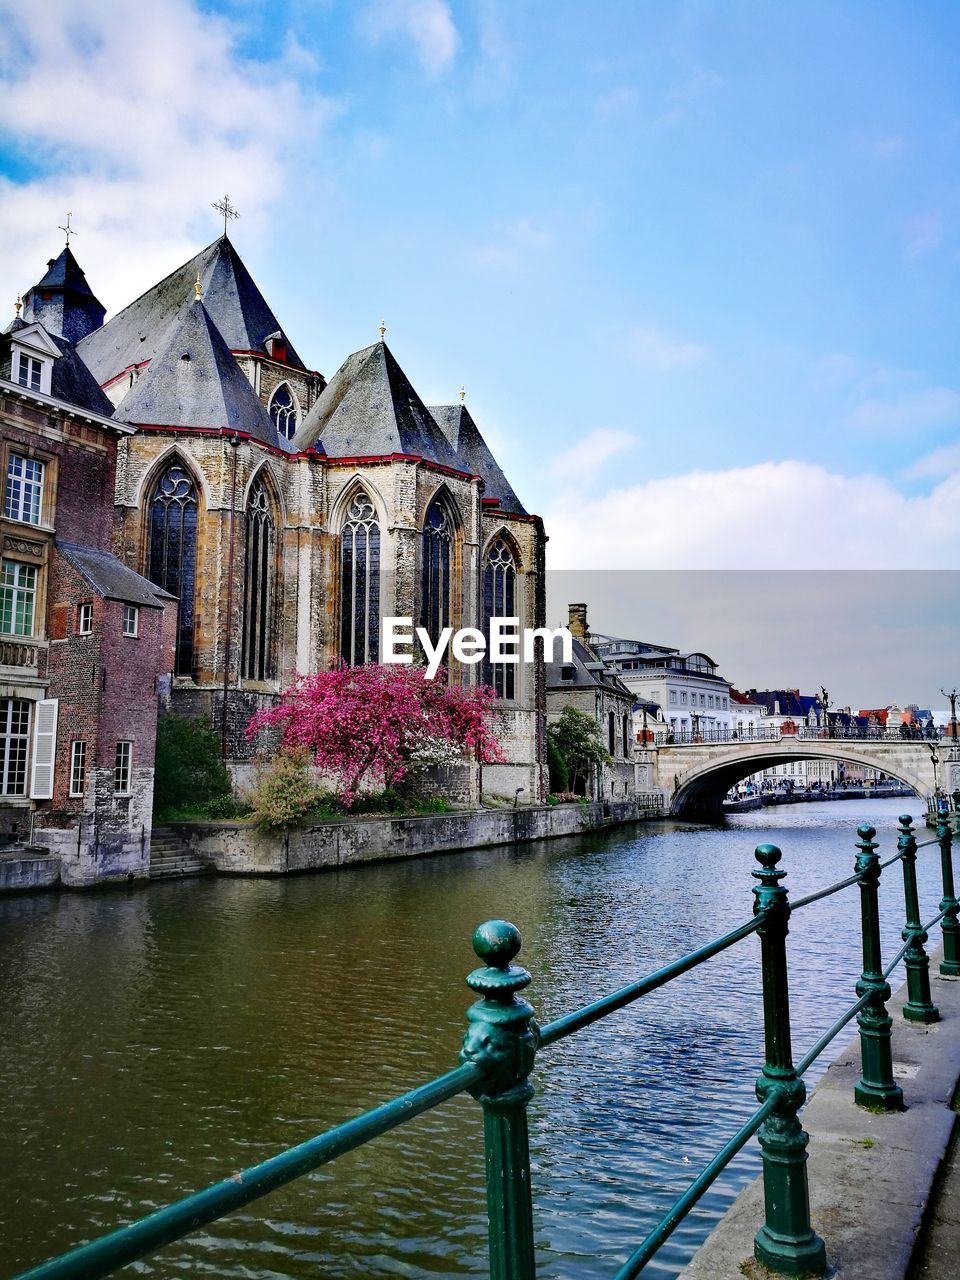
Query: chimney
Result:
<box><xmin>568</xmin><ymin>602</ymin><xmax>588</xmax><ymax>641</ymax></box>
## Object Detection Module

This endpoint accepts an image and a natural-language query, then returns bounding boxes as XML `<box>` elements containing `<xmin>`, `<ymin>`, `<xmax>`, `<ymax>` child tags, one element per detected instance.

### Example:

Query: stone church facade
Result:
<box><xmin>13</xmin><ymin>233</ymin><xmax>547</xmax><ymax>809</ymax></box>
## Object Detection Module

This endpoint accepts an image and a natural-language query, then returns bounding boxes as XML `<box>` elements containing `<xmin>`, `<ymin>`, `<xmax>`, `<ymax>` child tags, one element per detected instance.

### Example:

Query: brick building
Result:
<box><xmin>6</xmin><ymin>231</ymin><xmax>546</xmax><ymax>839</ymax></box>
<box><xmin>1</xmin><ymin>259</ymin><xmax>176</xmax><ymax>885</ymax></box>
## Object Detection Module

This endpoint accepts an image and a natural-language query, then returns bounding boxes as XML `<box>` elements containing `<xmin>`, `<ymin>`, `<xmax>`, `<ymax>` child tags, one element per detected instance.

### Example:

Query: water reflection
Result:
<box><xmin>0</xmin><ymin>799</ymin><xmax>940</xmax><ymax>1278</ymax></box>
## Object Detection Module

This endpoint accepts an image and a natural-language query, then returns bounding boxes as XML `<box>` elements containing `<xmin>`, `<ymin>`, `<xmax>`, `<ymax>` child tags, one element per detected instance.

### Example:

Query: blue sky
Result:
<box><xmin>2</xmin><ymin>1</ymin><xmax>960</xmax><ymax>568</ymax></box>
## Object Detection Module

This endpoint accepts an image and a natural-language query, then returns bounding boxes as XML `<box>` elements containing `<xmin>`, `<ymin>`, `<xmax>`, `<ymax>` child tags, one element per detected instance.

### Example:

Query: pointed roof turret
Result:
<box><xmin>291</xmin><ymin>340</ymin><xmax>461</xmax><ymax>468</ymax></box>
<box><xmin>429</xmin><ymin>402</ymin><xmax>527</xmax><ymax>514</ymax></box>
<box><xmin>118</xmin><ymin>297</ymin><xmax>286</xmax><ymax>448</ymax></box>
<box><xmin>21</xmin><ymin>246</ymin><xmax>106</xmax><ymax>344</ymax></box>
<box><xmin>77</xmin><ymin>235</ymin><xmax>306</xmax><ymax>385</ymax></box>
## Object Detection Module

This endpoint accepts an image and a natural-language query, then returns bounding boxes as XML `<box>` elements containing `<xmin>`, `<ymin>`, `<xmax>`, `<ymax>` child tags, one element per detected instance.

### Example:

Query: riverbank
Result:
<box><xmin>0</xmin><ymin>795</ymin><xmax>666</xmax><ymax>891</ymax></box>
<box><xmin>724</xmin><ymin>783</ymin><xmax>914</xmax><ymax>814</ymax></box>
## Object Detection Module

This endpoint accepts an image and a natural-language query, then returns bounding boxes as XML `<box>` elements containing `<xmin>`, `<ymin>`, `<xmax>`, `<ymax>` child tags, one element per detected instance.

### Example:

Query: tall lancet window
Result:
<box><xmin>269</xmin><ymin>383</ymin><xmax>297</xmax><ymax>441</ymax></box>
<box><xmin>483</xmin><ymin>536</ymin><xmax>517</xmax><ymax>699</ymax></box>
<box><xmin>420</xmin><ymin>499</ymin><xmax>453</xmax><ymax>648</ymax></box>
<box><xmin>242</xmin><ymin>479</ymin><xmax>276</xmax><ymax>681</ymax></box>
<box><xmin>148</xmin><ymin>461</ymin><xmax>198</xmax><ymax>676</ymax></box>
<box><xmin>340</xmin><ymin>490</ymin><xmax>381</xmax><ymax>665</ymax></box>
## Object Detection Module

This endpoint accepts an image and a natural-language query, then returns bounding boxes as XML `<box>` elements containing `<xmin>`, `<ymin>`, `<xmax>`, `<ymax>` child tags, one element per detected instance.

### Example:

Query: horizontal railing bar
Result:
<box><xmin>915</xmin><ymin>835</ymin><xmax>941</xmax><ymax>850</ymax></box>
<box><xmin>881</xmin><ymin>939</ymin><xmax>911</xmax><ymax>982</ymax></box>
<box><xmin>795</xmin><ymin>992</ymin><xmax>872</xmax><ymax>1077</ymax></box>
<box><xmin>11</xmin><ymin>1062</ymin><xmax>484</xmax><ymax>1280</ymax></box>
<box><xmin>791</xmin><ymin>870</ymin><xmax>864</xmax><ymax>911</ymax></box>
<box><xmin>538</xmin><ymin>915</ymin><xmax>764</xmax><ymax>1048</ymax></box>
<box><xmin>611</xmin><ymin>1095</ymin><xmax>778</xmax><ymax>1280</ymax></box>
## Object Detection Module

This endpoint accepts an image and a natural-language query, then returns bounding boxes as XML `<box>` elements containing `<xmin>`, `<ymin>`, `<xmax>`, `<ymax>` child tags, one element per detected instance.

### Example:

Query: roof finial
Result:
<box><xmin>194</xmin><ymin>272</ymin><xmax>203</xmax><ymax>301</ymax></box>
<box><xmin>379</xmin><ymin>319</ymin><xmax>386</xmax><ymax>341</ymax></box>
<box><xmin>14</xmin><ymin>295</ymin><xmax>21</xmax><ymax>317</ymax></box>
<box><xmin>59</xmin><ymin>212</ymin><xmax>77</xmax><ymax>248</ymax></box>
<box><xmin>212</xmin><ymin>194</ymin><xmax>239</xmax><ymax>238</ymax></box>
<box><xmin>459</xmin><ymin>385</ymin><xmax>465</xmax><ymax>403</ymax></box>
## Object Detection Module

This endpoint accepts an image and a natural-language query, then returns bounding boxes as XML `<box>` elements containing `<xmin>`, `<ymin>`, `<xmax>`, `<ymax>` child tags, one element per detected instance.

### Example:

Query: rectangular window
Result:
<box><xmin>700</xmin><ymin>693</ymin><xmax>706</xmax><ymax>706</ymax></box>
<box><xmin>122</xmin><ymin>604</ymin><xmax>139</xmax><ymax>637</ymax></box>
<box><xmin>114</xmin><ymin>741</ymin><xmax>132</xmax><ymax>794</ymax></box>
<box><xmin>0</xmin><ymin>560</ymin><xmax>37</xmax><ymax>636</ymax></box>
<box><xmin>0</xmin><ymin>698</ymin><xmax>30</xmax><ymax>796</ymax></box>
<box><xmin>17</xmin><ymin>353</ymin><xmax>42</xmax><ymax>392</ymax></box>
<box><xmin>4</xmin><ymin>453</ymin><xmax>44</xmax><ymax>525</ymax></box>
<box><xmin>680</xmin><ymin>691</ymin><xmax>688</xmax><ymax>705</ymax></box>
<box><xmin>669</xmin><ymin>690</ymin><xmax>677</xmax><ymax>705</ymax></box>
<box><xmin>70</xmin><ymin>740</ymin><xmax>87</xmax><ymax>797</ymax></box>
<box><xmin>77</xmin><ymin>602</ymin><xmax>93</xmax><ymax>635</ymax></box>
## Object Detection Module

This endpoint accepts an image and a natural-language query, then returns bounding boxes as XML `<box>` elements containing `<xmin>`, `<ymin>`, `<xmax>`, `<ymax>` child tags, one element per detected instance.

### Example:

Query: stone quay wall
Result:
<box><xmin>175</xmin><ymin>797</ymin><xmax>660</xmax><ymax>877</ymax></box>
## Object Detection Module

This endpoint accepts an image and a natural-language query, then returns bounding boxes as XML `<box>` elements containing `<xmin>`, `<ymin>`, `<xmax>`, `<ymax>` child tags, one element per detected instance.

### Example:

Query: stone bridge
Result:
<box><xmin>643</xmin><ymin>735</ymin><xmax>960</xmax><ymax>819</ymax></box>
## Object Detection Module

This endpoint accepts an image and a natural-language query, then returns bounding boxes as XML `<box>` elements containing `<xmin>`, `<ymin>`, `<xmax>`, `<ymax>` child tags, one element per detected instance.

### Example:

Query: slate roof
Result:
<box><xmin>0</xmin><ymin>319</ymin><xmax>115</xmax><ymax>417</ymax></box>
<box><xmin>77</xmin><ymin>235</ymin><xmax>306</xmax><ymax>385</ymax></box>
<box><xmin>545</xmin><ymin>635</ymin><xmax>633</xmax><ymax>698</ymax></box>
<box><xmin>34</xmin><ymin>247</ymin><xmax>101</xmax><ymax>300</ymax></box>
<box><xmin>117</xmin><ymin>299</ymin><xmax>286</xmax><ymax>448</ymax></box>
<box><xmin>57</xmin><ymin>542</ymin><xmax>174</xmax><ymax>608</ymax></box>
<box><xmin>428</xmin><ymin>403</ymin><xmax>527</xmax><ymax>514</ymax></box>
<box><xmin>292</xmin><ymin>340</ymin><xmax>461</xmax><ymax>468</ymax></box>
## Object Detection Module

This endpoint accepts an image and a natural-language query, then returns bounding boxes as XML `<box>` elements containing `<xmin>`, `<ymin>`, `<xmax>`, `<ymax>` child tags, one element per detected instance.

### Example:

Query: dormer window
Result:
<box><xmin>8</xmin><ymin>324</ymin><xmax>59</xmax><ymax>397</ymax></box>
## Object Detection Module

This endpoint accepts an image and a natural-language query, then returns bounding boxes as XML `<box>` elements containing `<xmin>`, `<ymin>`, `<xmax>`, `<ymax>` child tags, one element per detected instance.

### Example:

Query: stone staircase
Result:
<box><xmin>149</xmin><ymin>826</ymin><xmax>210</xmax><ymax>880</ymax></box>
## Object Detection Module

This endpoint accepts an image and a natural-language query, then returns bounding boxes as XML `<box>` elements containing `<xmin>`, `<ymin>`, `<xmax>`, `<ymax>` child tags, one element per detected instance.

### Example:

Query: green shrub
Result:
<box><xmin>248</xmin><ymin>749</ymin><xmax>322</xmax><ymax>831</ymax></box>
<box><xmin>546</xmin><ymin>736</ymin><xmax>569</xmax><ymax>793</ymax></box>
<box><xmin>154</xmin><ymin>715</ymin><xmax>231</xmax><ymax>815</ymax></box>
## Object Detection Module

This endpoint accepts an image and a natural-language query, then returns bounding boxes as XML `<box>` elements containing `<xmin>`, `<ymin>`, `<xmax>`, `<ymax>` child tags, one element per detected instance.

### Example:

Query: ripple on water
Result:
<box><xmin>0</xmin><ymin>798</ymin><xmax>937</xmax><ymax>1278</ymax></box>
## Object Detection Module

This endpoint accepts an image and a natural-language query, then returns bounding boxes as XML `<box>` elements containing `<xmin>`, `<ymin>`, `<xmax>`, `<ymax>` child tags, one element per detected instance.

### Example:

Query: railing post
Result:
<box><xmin>460</xmin><ymin>920</ymin><xmax>539</xmax><ymax>1280</ymax></box>
<box><xmin>897</xmin><ymin>815</ymin><xmax>939</xmax><ymax>1022</ymax></box>
<box><xmin>752</xmin><ymin>844</ymin><xmax>826</xmax><ymax>1276</ymax></box>
<box><xmin>938</xmin><ymin>795</ymin><xmax>960</xmax><ymax>976</ymax></box>
<box><xmin>853</xmin><ymin>824</ymin><xmax>904</xmax><ymax>1110</ymax></box>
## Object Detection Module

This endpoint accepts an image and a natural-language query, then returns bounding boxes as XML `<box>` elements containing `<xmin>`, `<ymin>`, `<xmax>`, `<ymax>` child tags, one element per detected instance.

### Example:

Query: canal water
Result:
<box><xmin>0</xmin><ymin>798</ymin><xmax>945</xmax><ymax>1279</ymax></box>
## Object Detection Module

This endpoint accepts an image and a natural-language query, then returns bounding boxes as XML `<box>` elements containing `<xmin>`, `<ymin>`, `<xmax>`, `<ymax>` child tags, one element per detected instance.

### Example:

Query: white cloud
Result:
<box><xmin>471</xmin><ymin>218</ymin><xmax>551</xmax><ymax>271</ymax></box>
<box><xmin>550</xmin><ymin>428</ymin><xmax>636</xmax><ymax>483</ymax></box>
<box><xmin>0</xmin><ymin>0</ymin><xmax>334</xmax><ymax>315</ymax></box>
<box><xmin>541</xmin><ymin>460</ymin><xmax>960</xmax><ymax>569</ymax></box>
<box><xmin>907</xmin><ymin>440</ymin><xmax>960</xmax><ymax>479</ymax></box>
<box><xmin>360</xmin><ymin>0</ymin><xmax>458</xmax><ymax>75</ymax></box>
<box><xmin>628</xmin><ymin>326</ymin><xmax>705</xmax><ymax>371</ymax></box>
<box><xmin>903</xmin><ymin>211</ymin><xmax>943</xmax><ymax>260</ymax></box>
<box><xmin>847</xmin><ymin>387</ymin><xmax>960</xmax><ymax>432</ymax></box>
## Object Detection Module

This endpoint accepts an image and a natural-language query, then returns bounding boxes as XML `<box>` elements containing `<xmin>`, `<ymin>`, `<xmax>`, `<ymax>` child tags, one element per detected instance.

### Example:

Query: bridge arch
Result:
<box><xmin>662</xmin><ymin>742</ymin><xmax>933</xmax><ymax>820</ymax></box>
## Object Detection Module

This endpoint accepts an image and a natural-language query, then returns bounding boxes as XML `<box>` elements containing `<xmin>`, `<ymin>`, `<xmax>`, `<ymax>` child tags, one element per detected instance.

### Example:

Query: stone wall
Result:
<box><xmin>173</xmin><ymin>797</ymin><xmax>656</xmax><ymax>877</ymax></box>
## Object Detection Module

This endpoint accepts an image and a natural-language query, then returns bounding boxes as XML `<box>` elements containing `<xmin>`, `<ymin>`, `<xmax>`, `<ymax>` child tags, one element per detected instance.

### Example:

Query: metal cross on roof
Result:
<box><xmin>212</xmin><ymin>194</ymin><xmax>239</xmax><ymax>236</ymax></box>
<box><xmin>59</xmin><ymin>212</ymin><xmax>77</xmax><ymax>247</ymax></box>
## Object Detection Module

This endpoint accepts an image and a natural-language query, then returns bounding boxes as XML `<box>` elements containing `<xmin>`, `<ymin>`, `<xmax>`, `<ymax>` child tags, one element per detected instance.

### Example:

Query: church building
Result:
<box><xmin>3</xmin><ymin>223</ymin><xmax>546</xmax><ymax>873</ymax></box>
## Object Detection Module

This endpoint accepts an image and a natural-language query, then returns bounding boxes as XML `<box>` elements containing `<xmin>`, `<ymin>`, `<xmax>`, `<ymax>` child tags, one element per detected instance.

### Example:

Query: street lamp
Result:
<box><xmin>819</xmin><ymin>686</ymin><xmax>831</xmax><ymax>738</ymax></box>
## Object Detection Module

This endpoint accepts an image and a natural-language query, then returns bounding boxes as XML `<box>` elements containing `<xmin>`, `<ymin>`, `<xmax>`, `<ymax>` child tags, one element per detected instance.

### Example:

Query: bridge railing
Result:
<box><xmin>12</xmin><ymin>797</ymin><xmax>960</xmax><ymax>1280</ymax></box>
<box><xmin>654</xmin><ymin>724</ymin><xmax>951</xmax><ymax>746</ymax></box>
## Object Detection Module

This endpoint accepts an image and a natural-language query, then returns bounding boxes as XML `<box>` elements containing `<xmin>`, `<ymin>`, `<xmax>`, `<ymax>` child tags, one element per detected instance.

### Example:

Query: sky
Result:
<box><xmin>1</xmin><ymin>1</ymin><xmax>958</xmax><ymax>699</ymax></box>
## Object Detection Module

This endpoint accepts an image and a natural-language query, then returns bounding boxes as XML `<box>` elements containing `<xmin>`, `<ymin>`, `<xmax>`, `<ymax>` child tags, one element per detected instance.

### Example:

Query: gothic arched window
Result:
<box><xmin>241</xmin><ymin>479</ymin><xmax>276</xmax><ymax>681</ymax></box>
<box><xmin>420</xmin><ymin>498</ymin><xmax>453</xmax><ymax>647</ymax></box>
<box><xmin>269</xmin><ymin>383</ymin><xmax>298</xmax><ymax>441</ymax></box>
<box><xmin>148</xmin><ymin>460</ymin><xmax>198</xmax><ymax>676</ymax></box>
<box><xmin>483</xmin><ymin>536</ymin><xmax>517</xmax><ymax>699</ymax></box>
<box><xmin>340</xmin><ymin>490</ymin><xmax>380</xmax><ymax>666</ymax></box>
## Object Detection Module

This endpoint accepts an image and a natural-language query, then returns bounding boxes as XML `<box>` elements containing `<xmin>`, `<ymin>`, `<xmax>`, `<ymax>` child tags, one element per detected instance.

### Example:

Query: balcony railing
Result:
<box><xmin>0</xmin><ymin>635</ymin><xmax>44</xmax><ymax>673</ymax></box>
<box><xmin>654</xmin><ymin>724</ymin><xmax>951</xmax><ymax>746</ymax></box>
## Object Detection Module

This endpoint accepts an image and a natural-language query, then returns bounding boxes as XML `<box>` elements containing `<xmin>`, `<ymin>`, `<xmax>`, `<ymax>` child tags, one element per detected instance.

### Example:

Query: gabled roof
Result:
<box><xmin>77</xmin><ymin>235</ymin><xmax>306</xmax><ymax>384</ymax></box>
<box><xmin>546</xmin><ymin>636</ymin><xmax>633</xmax><ymax>698</ymax></box>
<box><xmin>1</xmin><ymin>320</ymin><xmax>114</xmax><ymax>417</ymax></box>
<box><xmin>428</xmin><ymin>403</ymin><xmax>526</xmax><ymax>514</ymax></box>
<box><xmin>57</xmin><ymin>542</ymin><xmax>174</xmax><ymax>608</ymax></box>
<box><xmin>117</xmin><ymin>299</ymin><xmax>286</xmax><ymax>448</ymax></box>
<box><xmin>291</xmin><ymin>340</ymin><xmax>461</xmax><ymax>468</ymax></box>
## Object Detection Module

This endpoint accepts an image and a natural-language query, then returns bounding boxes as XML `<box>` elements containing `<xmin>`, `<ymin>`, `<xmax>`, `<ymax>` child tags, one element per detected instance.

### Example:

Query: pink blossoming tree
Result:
<box><xmin>247</xmin><ymin>664</ymin><xmax>505</xmax><ymax>807</ymax></box>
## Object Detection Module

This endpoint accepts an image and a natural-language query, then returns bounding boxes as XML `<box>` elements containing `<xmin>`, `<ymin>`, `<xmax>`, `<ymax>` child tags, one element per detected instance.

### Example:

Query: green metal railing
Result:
<box><xmin>12</xmin><ymin>793</ymin><xmax>960</xmax><ymax>1280</ymax></box>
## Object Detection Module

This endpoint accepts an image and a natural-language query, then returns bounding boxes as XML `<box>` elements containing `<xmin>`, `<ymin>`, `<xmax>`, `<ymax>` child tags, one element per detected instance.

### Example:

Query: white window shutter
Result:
<box><xmin>30</xmin><ymin>698</ymin><xmax>58</xmax><ymax>799</ymax></box>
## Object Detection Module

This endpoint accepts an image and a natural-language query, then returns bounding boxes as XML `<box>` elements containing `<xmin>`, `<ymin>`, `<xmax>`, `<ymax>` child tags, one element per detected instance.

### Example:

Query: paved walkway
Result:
<box><xmin>680</xmin><ymin>960</ymin><xmax>960</xmax><ymax>1280</ymax></box>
